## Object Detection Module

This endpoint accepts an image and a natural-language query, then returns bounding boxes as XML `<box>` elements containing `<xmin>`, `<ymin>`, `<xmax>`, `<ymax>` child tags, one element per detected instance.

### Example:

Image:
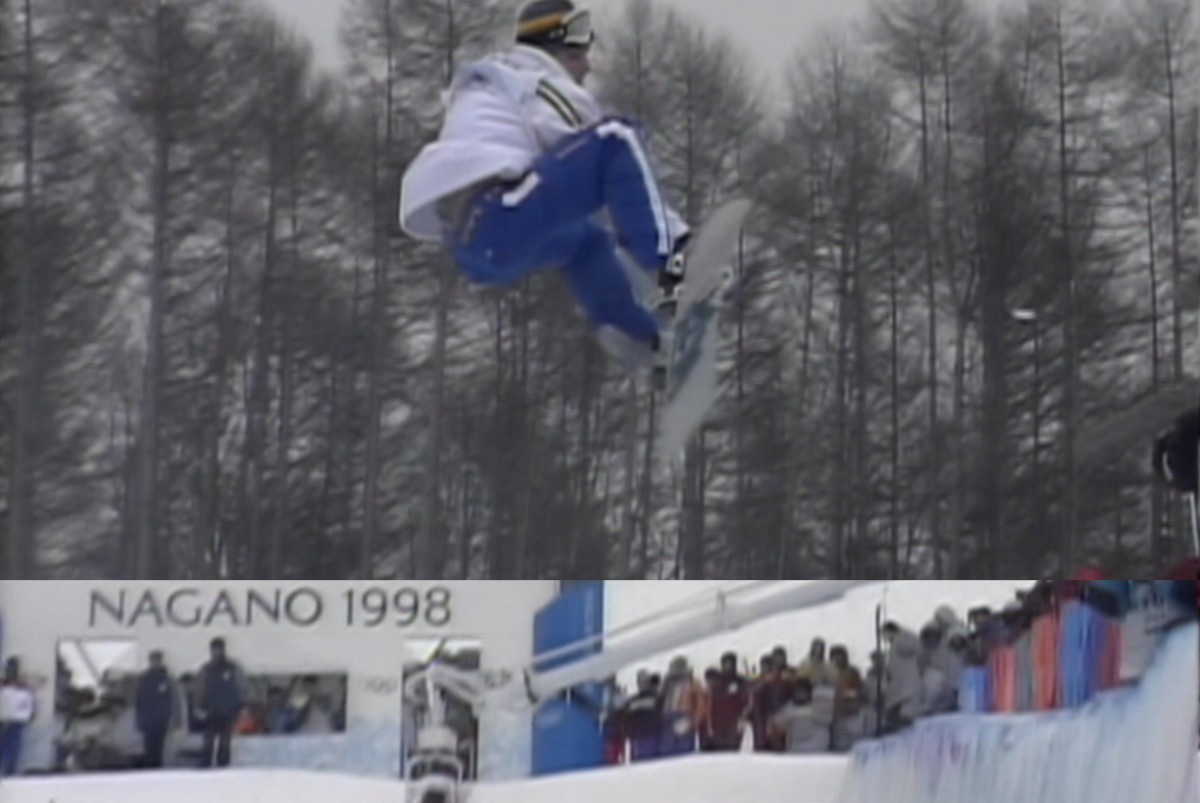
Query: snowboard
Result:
<box><xmin>656</xmin><ymin>198</ymin><xmax>752</xmax><ymax>463</ymax></box>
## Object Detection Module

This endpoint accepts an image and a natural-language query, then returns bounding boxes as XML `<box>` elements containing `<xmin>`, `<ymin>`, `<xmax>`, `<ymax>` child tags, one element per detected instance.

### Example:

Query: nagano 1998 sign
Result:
<box><xmin>87</xmin><ymin>586</ymin><xmax>454</xmax><ymax>630</ymax></box>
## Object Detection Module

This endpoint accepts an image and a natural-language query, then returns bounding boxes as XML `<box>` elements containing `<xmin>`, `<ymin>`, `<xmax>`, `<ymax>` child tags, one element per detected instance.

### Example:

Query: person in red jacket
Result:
<box><xmin>701</xmin><ymin>653</ymin><xmax>750</xmax><ymax>752</ymax></box>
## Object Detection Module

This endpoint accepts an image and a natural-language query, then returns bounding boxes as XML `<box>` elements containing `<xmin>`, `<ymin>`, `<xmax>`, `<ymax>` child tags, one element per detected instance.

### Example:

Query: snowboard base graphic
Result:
<box><xmin>657</xmin><ymin>198</ymin><xmax>752</xmax><ymax>463</ymax></box>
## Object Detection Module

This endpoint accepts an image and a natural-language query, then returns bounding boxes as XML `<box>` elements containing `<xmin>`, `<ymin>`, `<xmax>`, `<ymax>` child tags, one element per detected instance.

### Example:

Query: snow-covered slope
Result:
<box><xmin>5</xmin><ymin>751</ymin><xmax>1198</xmax><ymax>803</ymax></box>
<box><xmin>3</xmin><ymin>754</ymin><xmax>848</xmax><ymax>803</ymax></box>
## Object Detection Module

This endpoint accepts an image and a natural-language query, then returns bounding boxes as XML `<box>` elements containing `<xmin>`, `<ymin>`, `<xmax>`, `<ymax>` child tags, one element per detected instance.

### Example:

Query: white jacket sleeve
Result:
<box><xmin>523</xmin><ymin>72</ymin><xmax>604</xmax><ymax>150</ymax></box>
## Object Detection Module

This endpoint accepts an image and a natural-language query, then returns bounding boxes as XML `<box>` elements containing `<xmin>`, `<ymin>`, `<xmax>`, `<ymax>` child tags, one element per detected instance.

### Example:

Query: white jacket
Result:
<box><xmin>400</xmin><ymin>46</ymin><xmax>605</xmax><ymax>241</ymax></box>
<box><xmin>1</xmin><ymin>683</ymin><xmax>36</xmax><ymax>724</ymax></box>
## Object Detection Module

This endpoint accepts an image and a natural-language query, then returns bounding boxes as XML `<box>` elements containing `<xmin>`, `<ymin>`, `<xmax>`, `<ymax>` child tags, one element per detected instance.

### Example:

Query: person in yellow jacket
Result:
<box><xmin>795</xmin><ymin>638</ymin><xmax>839</xmax><ymax>687</ymax></box>
<box><xmin>659</xmin><ymin>656</ymin><xmax>706</xmax><ymax>756</ymax></box>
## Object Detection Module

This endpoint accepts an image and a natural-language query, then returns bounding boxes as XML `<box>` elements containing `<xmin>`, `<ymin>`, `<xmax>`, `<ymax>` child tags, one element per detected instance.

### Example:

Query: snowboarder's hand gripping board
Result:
<box><xmin>658</xmin><ymin>198</ymin><xmax>752</xmax><ymax>464</ymax></box>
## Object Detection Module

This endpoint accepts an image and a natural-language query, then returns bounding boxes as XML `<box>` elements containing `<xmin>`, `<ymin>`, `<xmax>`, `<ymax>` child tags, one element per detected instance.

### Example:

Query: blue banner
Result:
<box><xmin>531</xmin><ymin>582</ymin><xmax>606</xmax><ymax>776</ymax></box>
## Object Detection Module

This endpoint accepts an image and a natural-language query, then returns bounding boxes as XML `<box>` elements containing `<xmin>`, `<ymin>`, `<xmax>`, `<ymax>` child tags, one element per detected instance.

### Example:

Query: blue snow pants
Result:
<box><xmin>447</xmin><ymin>118</ymin><xmax>678</xmax><ymax>344</ymax></box>
<box><xmin>0</xmin><ymin>722</ymin><xmax>23</xmax><ymax>776</ymax></box>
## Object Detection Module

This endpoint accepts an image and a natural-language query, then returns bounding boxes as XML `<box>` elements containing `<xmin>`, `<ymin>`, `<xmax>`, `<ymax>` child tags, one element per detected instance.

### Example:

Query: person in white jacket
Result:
<box><xmin>1</xmin><ymin>658</ymin><xmax>37</xmax><ymax>776</ymax></box>
<box><xmin>399</xmin><ymin>0</ymin><xmax>692</xmax><ymax>373</ymax></box>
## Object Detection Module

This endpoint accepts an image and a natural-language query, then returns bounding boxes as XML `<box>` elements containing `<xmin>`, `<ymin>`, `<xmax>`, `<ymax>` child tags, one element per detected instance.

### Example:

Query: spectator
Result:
<box><xmin>195</xmin><ymin>637</ymin><xmax>250</xmax><ymax>768</ymax></box>
<box><xmin>796</xmin><ymin>638</ymin><xmax>838</xmax><ymax>687</ymax></box>
<box><xmin>932</xmin><ymin>604</ymin><xmax>965</xmax><ymax>634</ymax></box>
<box><xmin>1</xmin><ymin>658</ymin><xmax>37</xmax><ymax>777</ymax></box>
<box><xmin>264</xmin><ymin>687</ymin><xmax>291</xmax><ymax>733</ymax></box>
<box><xmin>829</xmin><ymin>645</ymin><xmax>867</xmax><ymax>752</ymax></box>
<box><xmin>768</xmin><ymin>677</ymin><xmax>834</xmax><ymax>754</ymax></box>
<box><xmin>749</xmin><ymin>654</ymin><xmax>789</xmax><ymax>752</ymax></box>
<box><xmin>235</xmin><ymin>702</ymin><xmax>267</xmax><ymax>735</ymax></box>
<box><xmin>926</xmin><ymin>607</ymin><xmax>968</xmax><ymax>709</ymax></box>
<box><xmin>880</xmin><ymin>622</ymin><xmax>922</xmax><ymax>733</ymax></box>
<box><xmin>304</xmin><ymin>689</ymin><xmax>341</xmax><ymax>736</ymax></box>
<box><xmin>860</xmin><ymin>650</ymin><xmax>888</xmax><ymax>738</ymax></box>
<box><xmin>969</xmin><ymin>605</ymin><xmax>1007</xmax><ymax>649</ymax></box>
<box><xmin>917</xmin><ymin>624</ymin><xmax>954</xmax><ymax>715</ymax></box>
<box><xmin>282</xmin><ymin>675</ymin><xmax>319</xmax><ymax>733</ymax></box>
<box><xmin>602</xmin><ymin>682</ymin><xmax>627</xmax><ymax>765</ymax></box>
<box><xmin>135</xmin><ymin>650</ymin><xmax>181</xmax><ymax>768</ymax></box>
<box><xmin>620</xmin><ymin>670</ymin><xmax>663</xmax><ymax>762</ymax></box>
<box><xmin>776</xmin><ymin>652</ymin><xmax>799</xmax><ymax>690</ymax></box>
<box><xmin>659</xmin><ymin>657</ymin><xmax>705</xmax><ymax>757</ymax></box>
<box><xmin>941</xmin><ymin>627</ymin><xmax>969</xmax><ymax>704</ymax></box>
<box><xmin>770</xmin><ymin>646</ymin><xmax>790</xmax><ymax>672</ymax></box>
<box><xmin>696</xmin><ymin>669</ymin><xmax>719</xmax><ymax>751</ymax></box>
<box><xmin>702</xmin><ymin>652</ymin><xmax>750</xmax><ymax>752</ymax></box>
<box><xmin>178</xmin><ymin>673</ymin><xmax>206</xmax><ymax>734</ymax></box>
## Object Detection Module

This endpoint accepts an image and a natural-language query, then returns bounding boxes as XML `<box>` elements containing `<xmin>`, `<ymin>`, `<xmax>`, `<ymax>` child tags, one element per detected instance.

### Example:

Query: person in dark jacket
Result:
<box><xmin>829</xmin><ymin>645</ymin><xmax>867</xmax><ymax>751</ymax></box>
<box><xmin>135</xmin><ymin>651</ymin><xmax>180</xmax><ymax>768</ymax></box>
<box><xmin>620</xmin><ymin>671</ymin><xmax>663</xmax><ymax>762</ymax></box>
<box><xmin>703</xmin><ymin>653</ymin><xmax>750</xmax><ymax>751</ymax></box>
<box><xmin>195</xmin><ymin>638</ymin><xmax>249</xmax><ymax>768</ymax></box>
<box><xmin>749</xmin><ymin>654</ymin><xmax>788</xmax><ymax>752</ymax></box>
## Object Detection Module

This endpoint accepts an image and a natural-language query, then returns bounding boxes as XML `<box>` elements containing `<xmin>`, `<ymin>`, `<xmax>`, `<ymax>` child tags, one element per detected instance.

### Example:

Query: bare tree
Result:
<box><xmin>5</xmin><ymin>0</ymin><xmax>40</xmax><ymax>579</ymax></box>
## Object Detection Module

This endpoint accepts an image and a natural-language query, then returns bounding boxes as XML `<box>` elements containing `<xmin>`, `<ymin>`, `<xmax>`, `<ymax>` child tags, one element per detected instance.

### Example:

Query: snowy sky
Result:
<box><xmin>605</xmin><ymin>581</ymin><xmax>1034</xmax><ymax>685</ymax></box>
<box><xmin>259</xmin><ymin>0</ymin><xmax>872</xmax><ymax>94</ymax></box>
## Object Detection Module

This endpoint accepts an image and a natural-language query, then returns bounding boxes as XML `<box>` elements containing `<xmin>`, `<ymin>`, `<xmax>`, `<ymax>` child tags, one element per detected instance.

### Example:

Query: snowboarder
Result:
<box><xmin>399</xmin><ymin>0</ymin><xmax>694</xmax><ymax>374</ymax></box>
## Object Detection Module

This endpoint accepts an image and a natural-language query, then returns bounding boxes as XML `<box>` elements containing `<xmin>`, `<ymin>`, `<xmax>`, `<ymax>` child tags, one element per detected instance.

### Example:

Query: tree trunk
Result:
<box><xmin>1053</xmin><ymin>2</ymin><xmax>1079</xmax><ymax>573</ymax></box>
<box><xmin>6</xmin><ymin>0</ymin><xmax>39</xmax><ymax>579</ymax></box>
<box><xmin>237</xmin><ymin>152</ymin><xmax>277</xmax><ymax>579</ymax></box>
<box><xmin>1144</xmin><ymin>145</ymin><xmax>1166</xmax><ymax>566</ymax></box>
<box><xmin>1161</xmin><ymin>16</ymin><xmax>1188</xmax><ymax>555</ymax></box>
<box><xmin>918</xmin><ymin>64</ymin><xmax>943</xmax><ymax>577</ymax></box>
<box><xmin>940</xmin><ymin>47</ymin><xmax>964</xmax><ymax>578</ymax></box>
<box><xmin>198</xmin><ymin>155</ymin><xmax>239</xmax><ymax>579</ymax></box>
<box><xmin>135</xmin><ymin>1</ymin><xmax>173</xmax><ymax>579</ymax></box>
<box><xmin>419</xmin><ymin>256</ymin><xmax>450</xmax><ymax>579</ymax></box>
<box><xmin>832</xmin><ymin>235</ymin><xmax>851</xmax><ymax>576</ymax></box>
<box><xmin>269</xmin><ymin>176</ymin><xmax>301</xmax><ymax>579</ymax></box>
<box><xmin>734</xmin><ymin>233</ymin><xmax>749</xmax><ymax>574</ymax></box>
<box><xmin>360</xmin><ymin>90</ymin><xmax>388</xmax><ymax>579</ymax></box>
<box><xmin>977</xmin><ymin>100</ymin><xmax>1008</xmax><ymax>578</ymax></box>
<box><xmin>617</xmin><ymin>379</ymin><xmax>639</xmax><ymax>577</ymax></box>
<box><xmin>888</xmin><ymin>237</ymin><xmax>901</xmax><ymax>578</ymax></box>
<box><xmin>419</xmin><ymin>0</ymin><xmax>460</xmax><ymax>581</ymax></box>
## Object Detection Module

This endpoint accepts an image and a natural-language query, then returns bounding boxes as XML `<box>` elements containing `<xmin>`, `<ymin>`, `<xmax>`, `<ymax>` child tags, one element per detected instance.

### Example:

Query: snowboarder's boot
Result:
<box><xmin>649</xmin><ymin>246</ymin><xmax>687</xmax><ymax>391</ymax></box>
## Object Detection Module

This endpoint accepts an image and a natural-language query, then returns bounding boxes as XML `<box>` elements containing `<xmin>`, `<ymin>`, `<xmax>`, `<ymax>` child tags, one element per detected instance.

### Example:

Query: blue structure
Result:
<box><xmin>531</xmin><ymin>581</ymin><xmax>607</xmax><ymax>777</ymax></box>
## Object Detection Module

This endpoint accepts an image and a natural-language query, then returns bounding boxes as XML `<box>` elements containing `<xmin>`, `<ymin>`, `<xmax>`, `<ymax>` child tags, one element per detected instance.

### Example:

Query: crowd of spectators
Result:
<box><xmin>598</xmin><ymin>576</ymin><xmax>1198</xmax><ymax>763</ymax></box>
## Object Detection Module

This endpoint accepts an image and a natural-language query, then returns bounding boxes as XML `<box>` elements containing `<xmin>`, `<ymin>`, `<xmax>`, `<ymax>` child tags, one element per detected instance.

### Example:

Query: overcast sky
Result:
<box><xmin>260</xmin><ymin>0</ymin><xmax>872</xmax><ymax>93</ymax></box>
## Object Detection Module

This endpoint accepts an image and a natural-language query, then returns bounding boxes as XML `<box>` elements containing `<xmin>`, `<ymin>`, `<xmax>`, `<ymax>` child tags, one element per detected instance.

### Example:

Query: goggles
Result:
<box><xmin>518</xmin><ymin>8</ymin><xmax>595</xmax><ymax>49</ymax></box>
